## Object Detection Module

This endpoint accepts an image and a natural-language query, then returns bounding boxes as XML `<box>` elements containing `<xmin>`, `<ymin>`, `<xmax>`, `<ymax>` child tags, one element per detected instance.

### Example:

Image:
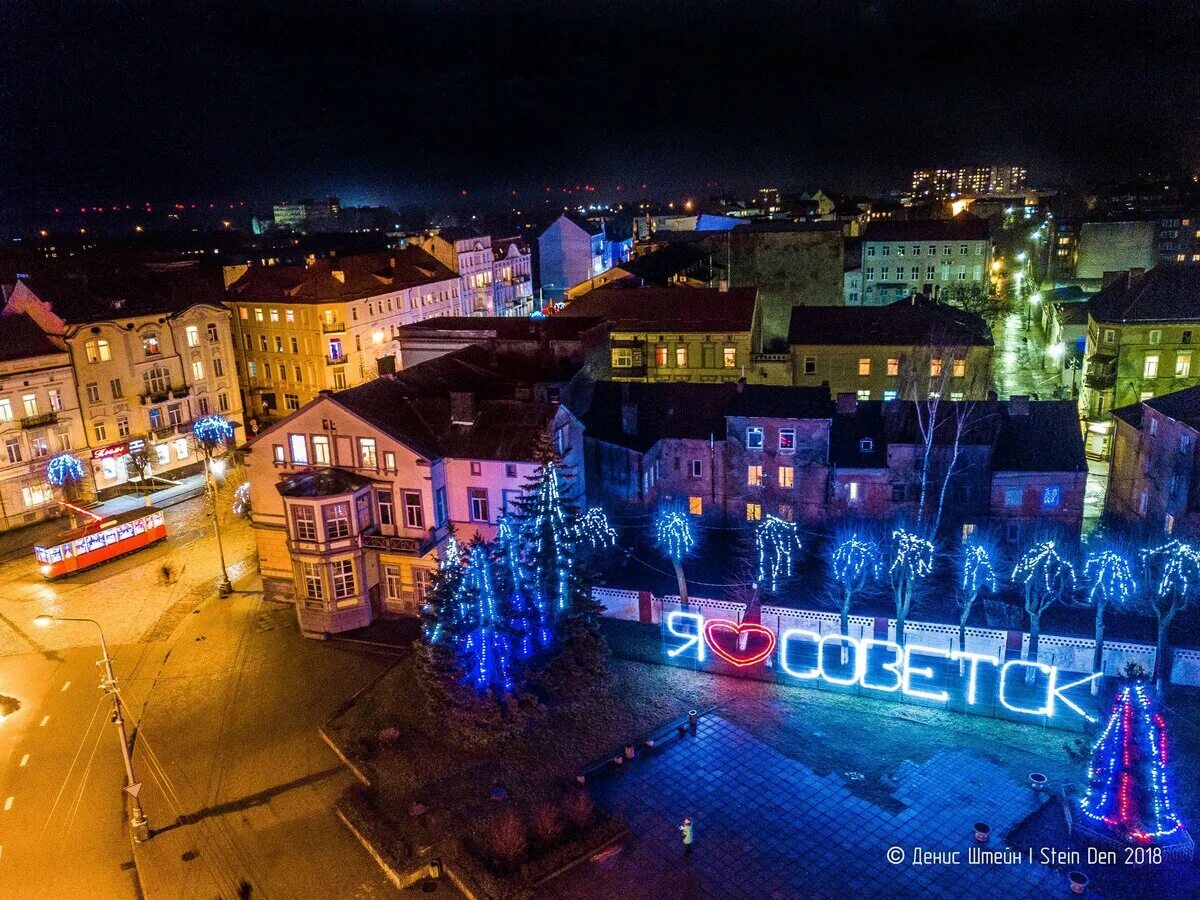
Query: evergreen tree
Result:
<box><xmin>511</xmin><ymin>447</ymin><xmax>582</xmax><ymax>618</ymax></box>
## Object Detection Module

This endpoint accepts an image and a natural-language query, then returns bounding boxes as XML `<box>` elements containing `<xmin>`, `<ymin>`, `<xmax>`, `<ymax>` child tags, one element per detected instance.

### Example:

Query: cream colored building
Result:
<box><xmin>3</xmin><ymin>265</ymin><xmax>244</xmax><ymax>497</ymax></box>
<box><xmin>0</xmin><ymin>311</ymin><xmax>88</xmax><ymax>530</ymax></box>
<box><xmin>224</xmin><ymin>249</ymin><xmax>462</xmax><ymax>422</ymax></box>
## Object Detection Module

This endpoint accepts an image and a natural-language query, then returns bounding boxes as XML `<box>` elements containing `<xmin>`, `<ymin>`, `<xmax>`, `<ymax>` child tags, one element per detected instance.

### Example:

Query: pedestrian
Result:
<box><xmin>680</xmin><ymin>816</ymin><xmax>694</xmax><ymax>857</ymax></box>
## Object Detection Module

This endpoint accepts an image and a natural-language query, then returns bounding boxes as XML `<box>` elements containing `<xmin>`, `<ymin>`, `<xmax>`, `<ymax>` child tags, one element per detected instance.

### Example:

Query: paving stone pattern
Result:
<box><xmin>541</xmin><ymin>715</ymin><xmax>1072</xmax><ymax>899</ymax></box>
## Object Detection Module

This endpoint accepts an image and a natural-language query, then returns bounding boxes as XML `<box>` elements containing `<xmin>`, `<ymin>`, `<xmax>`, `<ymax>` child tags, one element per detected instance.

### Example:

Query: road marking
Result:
<box><xmin>18</xmin><ymin>755</ymin><xmax>28</xmax><ymax>767</ymax></box>
<box><xmin>60</xmin><ymin>681</ymin><xmax>71</xmax><ymax>692</ymax></box>
<box><xmin>3</xmin><ymin>797</ymin><xmax>12</xmax><ymax>811</ymax></box>
<box><xmin>39</xmin><ymin>716</ymin><xmax>49</xmax><ymax>727</ymax></box>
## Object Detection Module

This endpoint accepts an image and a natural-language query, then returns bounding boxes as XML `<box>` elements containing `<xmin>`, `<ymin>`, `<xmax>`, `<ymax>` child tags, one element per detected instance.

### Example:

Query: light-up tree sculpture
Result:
<box><xmin>655</xmin><ymin>507</ymin><xmax>696</xmax><ymax>604</ymax></box>
<box><xmin>1012</xmin><ymin>540</ymin><xmax>1076</xmax><ymax>683</ymax></box>
<box><xmin>829</xmin><ymin>534</ymin><xmax>879</xmax><ymax>649</ymax></box>
<box><xmin>1084</xmin><ymin>549</ymin><xmax>1137</xmax><ymax>695</ymax></box>
<box><xmin>192</xmin><ymin>414</ymin><xmax>236</xmax><ymax>596</ymax></box>
<box><xmin>958</xmin><ymin>541</ymin><xmax>997</xmax><ymax>658</ymax></box>
<box><xmin>887</xmin><ymin>529</ymin><xmax>934</xmax><ymax>646</ymax></box>
<box><xmin>1140</xmin><ymin>541</ymin><xmax>1200</xmax><ymax>693</ymax></box>
<box><xmin>578</xmin><ymin>507</ymin><xmax>618</xmax><ymax>552</ymax></box>
<box><xmin>755</xmin><ymin>515</ymin><xmax>801</xmax><ymax>594</ymax></box>
<box><xmin>1078</xmin><ymin>683</ymin><xmax>1188</xmax><ymax>852</ymax></box>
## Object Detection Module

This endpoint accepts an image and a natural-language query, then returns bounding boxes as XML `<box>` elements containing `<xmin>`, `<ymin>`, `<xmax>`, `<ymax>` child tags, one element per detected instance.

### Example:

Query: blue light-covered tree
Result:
<box><xmin>578</xmin><ymin>507</ymin><xmax>618</xmax><ymax>552</ymax></box>
<box><xmin>829</xmin><ymin>534</ymin><xmax>880</xmax><ymax>648</ymax></box>
<box><xmin>755</xmin><ymin>515</ymin><xmax>801</xmax><ymax>594</ymax></box>
<box><xmin>513</xmin><ymin>460</ymin><xmax>578</xmax><ymax>617</ymax></box>
<box><xmin>423</xmin><ymin>535</ymin><xmax>464</xmax><ymax>645</ymax></box>
<box><xmin>1084</xmin><ymin>549</ymin><xmax>1137</xmax><ymax>695</ymax></box>
<box><xmin>191</xmin><ymin>414</ymin><xmax>236</xmax><ymax>450</ymax></box>
<box><xmin>1140</xmin><ymin>541</ymin><xmax>1200</xmax><ymax>692</ymax></box>
<box><xmin>454</xmin><ymin>545</ymin><xmax>516</xmax><ymax>693</ymax></box>
<box><xmin>46</xmin><ymin>452</ymin><xmax>86</xmax><ymax>487</ymax></box>
<box><xmin>655</xmin><ymin>507</ymin><xmax>696</xmax><ymax>604</ymax></box>
<box><xmin>887</xmin><ymin>529</ymin><xmax>934</xmax><ymax>646</ymax></box>
<box><xmin>1013</xmin><ymin>540</ymin><xmax>1076</xmax><ymax>682</ymax></box>
<box><xmin>496</xmin><ymin>515</ymin><xmax>552</xmax><ymax>654</ymax></box>
<box><xmin>958</xmin><ymin>540</ymin><xmax>998</xmax><ymax>658</ymax></box>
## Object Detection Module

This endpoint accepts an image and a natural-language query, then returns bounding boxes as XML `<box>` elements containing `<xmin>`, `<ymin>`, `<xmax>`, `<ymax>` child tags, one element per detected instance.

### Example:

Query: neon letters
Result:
<box><xmin>665</xmin><ymin>615</ymin><xmax>1101</xmax><ymax>723</ymax></box>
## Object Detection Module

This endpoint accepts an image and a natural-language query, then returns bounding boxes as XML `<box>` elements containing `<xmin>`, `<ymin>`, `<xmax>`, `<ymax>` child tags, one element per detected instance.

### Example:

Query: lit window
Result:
<box><xmin>723</xmin><ymin>347</ymin><xmax>737</xmax><ymax>368</ymax></box>
<box><xmin>952</xmin><ymin>359</ymin><xmax>966</xmax><ymax>377</ymax></box>
<box><xmin>324</xmin><ymin>503</ymin><xmax>351</xmax><ymax>539</ymax></box>
<box><xmin>746</xmin><ymin>427</ymin><xmax>763</xmax><ymax>450</ymax></box>
<box><xmin>186</xmin><ymin>325</ymin><xmax>199</xmax><ymax>347</ymax></box>
<box><xmin>0</xmin><ymin>400</ymin><xmax>11</xmax><ymax>422</ymax></box>
<box><xmin>675</xmin><ymin>346</ymin><xmax>688</xmax><ymax>367</ymax></box>
<box><xmin>142</xmin><ymin>334</ymin><xmax>161</xmax><ymax>356</ymax></box>
<box><xmin>950</xmin><ymin>392</ymin><xmax>964</xmax><ymax>401</ymax></box>
<box><xmin>778</xmin><ymin>428</ymin><xmax>795</xmax><ymax>453</ymax></box>
<box><xmin>85</xmin><ymin>339</ymin><xmax>111</xmax><ymax>363</ymax></box>
<box><xmin>273</xmin><ymin>444</ymin><xmax>285</xmax><ymax>464</ymax></box>
<box><xmin>612</xmin><ymin>349</ymin><xmax>632</xmax><ymax>368</ymax></box>
<box><xmin>778</xmin><ymin>466</ymin><xmax>793</xmax><ymax>488</ymax></box>
<box><xmin>887</xmin><ymin>358</ymin><xmax>899</xmax><ymax>376</ymax></box>
<box><xmin>882</xmin><ymin>390</ymin><xmax>897</xmax><ymax>401</ymax></box>
<box><xmin>858</xmin><ymin>358</ymin><xmax>871</xmax><ymax>376</ymax></box>
<box><xmin>930</xmin><ymin>358</ymin><xmax>943</xmax><ymax>377</ymax></box>
<box><xmin>1175</xmin><ymin>353</ymin><xmax>1192</xmax><ymax>378</ymax></box>
<box><xmin>747</xmin><ymin>465</ymin><xmax>763</xmax><ymax>487</ymax></box>
<box><xmin>745</xmin><ymin>502</ymin><xmax>762</xmax><ymax>521</ymax></box>
<box><xmin>847</xmin><ymin>482</ymin><xmax>860</xmax><ymax>503</ymax></box>
<box><xmin>254</xmin><ymin>308</ymin><xmax>264</xmax><ymax>322</ymax></box>
<box><xmin>192</xmin><ymin>360</ymin><xmax>205</xmax><ymax>380</ymax></box>
<box><xmin>1042</xmin><ymin>486</ymin><xmax>1062</xmax><ymax>509</ymax></box>
<box><xmin>1144</xmin><ymin>354</ymin><xmax>1159</xmax><ymax>378</ymax></box>
<box><xmin>688</xmin><ymin>496</ymin><xmax>703</xmax><ymax>516</ymax></box>
<box><xmin>358</xmin><ymin>438</ymin><xmax>378</xmax><ymax>469</ymax></box>
<box><xmin>857</xmin><ymin>390</ymin><xmax>870</xmax><ymax>400</ymax></box>
<box><xmin>269</xmin><ymin>308</ymin><xmax>280</xmax><ymax>323</ymax></box>
<box><xmin>289</xmin><ymin>434</ymin><xmax>308</xmax><ymax>465</ymax></box>
<box><xmin>656</xmin><ymin>346</ymin><xmax>669</xmax><ymax>367</ymax></box>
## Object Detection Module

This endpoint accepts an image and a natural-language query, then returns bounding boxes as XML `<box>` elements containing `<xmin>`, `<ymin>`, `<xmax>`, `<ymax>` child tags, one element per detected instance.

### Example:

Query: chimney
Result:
<box><xmin>1009</xmin><ymin>394</ymin><xmax>1030</xmax><ymax>416</ymax></box>
<box><xmin>620</xmin><ymin>383</ymin><xmax>638</xmax><ymax>436</ymax></box>
<box><xmin>835</xmin><ymin>392</ymin><xmax>858</xmax><ymax>415</ymax></box>
<box><xmin>331</xmin><ymin>269</ymin><xmax>345</xmax><ymax>283</ymax></box>
<box><xmin>450</xmin><ymin>391</ymin><xmax>476</xmax><ymax>425</ymax></box>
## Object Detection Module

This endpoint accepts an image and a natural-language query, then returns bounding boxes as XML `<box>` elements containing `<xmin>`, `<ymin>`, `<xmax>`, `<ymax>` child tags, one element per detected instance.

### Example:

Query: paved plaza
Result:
<box><xmin>541</xmin><ymin>715</ymin><xmax>1076</xmax><ymax>899</ymax></box>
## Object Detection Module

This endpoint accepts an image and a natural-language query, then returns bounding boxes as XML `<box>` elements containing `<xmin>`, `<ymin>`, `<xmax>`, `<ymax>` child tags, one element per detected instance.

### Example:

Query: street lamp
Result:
<box><xmin>33</xmin><ymin>615</ymin><xmax>150</xmax><ymax>842</ymax></box>
<box><xmin>192</xmin><ymin>415</ymin><xmax>236</xmax><ymax>597</ymax></box>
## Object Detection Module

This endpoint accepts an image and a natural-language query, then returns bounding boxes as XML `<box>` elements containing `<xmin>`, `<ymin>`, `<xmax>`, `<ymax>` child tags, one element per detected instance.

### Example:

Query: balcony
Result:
<box><xmin>325</xmin><ymin>354</ymin><xmax>348</xmax><ymax>367</ymax></box>
<box><xmin>171</xmin><ymin>385</ymin><xmax>191</xmax><ymax>399</ymax></box>
<box><xmin>612</xmin><ymin>364</ymin><xmax>649</xmax><ymax>379</ymax></box>
<box><xmin>150</xmin><ymin>419</ymin><xmax>192</xmax><ymax>439</ymax></box>
<box><xmin>322</xmin><ymin>321</ymin><xmax>346</xmax><ymax>334</ymax></box>
<box><xmin>20</xmin><ymin>411</ymin><xmax>58</xmax><ymax>429</ymax></box>
<box><xmin>1084</xmin><ymin>369</ymin><xmax>1116</xmax><ymax>391</ymax></box>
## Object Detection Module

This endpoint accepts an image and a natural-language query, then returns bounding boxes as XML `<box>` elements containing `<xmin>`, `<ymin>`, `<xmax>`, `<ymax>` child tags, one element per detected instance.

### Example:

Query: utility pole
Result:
<box><xmin>35</xmin><ymin>616</ymin><xmax>150</xmax><ymax>842</ymax></box>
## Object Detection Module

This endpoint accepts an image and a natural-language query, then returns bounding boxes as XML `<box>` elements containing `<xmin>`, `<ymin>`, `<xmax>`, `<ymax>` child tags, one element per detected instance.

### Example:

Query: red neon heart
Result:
<box><xmin>703</xmin><ymin>619</ymin><xmax>777</xmax><ymax>667</ymax></box>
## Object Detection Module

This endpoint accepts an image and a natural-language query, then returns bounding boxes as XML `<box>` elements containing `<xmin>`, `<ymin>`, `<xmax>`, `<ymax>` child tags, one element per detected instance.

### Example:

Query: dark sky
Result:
<box><xmin>2</xmin><ymin>0</ymin><xmax>1199</xmax><ymax>217</ymax></box>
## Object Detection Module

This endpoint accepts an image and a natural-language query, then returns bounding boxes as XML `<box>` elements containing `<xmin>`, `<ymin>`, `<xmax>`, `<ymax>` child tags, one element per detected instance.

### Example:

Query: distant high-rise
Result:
<box><xmin>910</xmin><ymin>166</ymin><xmax>1027</xmax><ymax>199</ymax></box>
<box><xmin>272</xmin><ymin>197</ymin><xmax>341</xmax><ymax>233</ymax></box>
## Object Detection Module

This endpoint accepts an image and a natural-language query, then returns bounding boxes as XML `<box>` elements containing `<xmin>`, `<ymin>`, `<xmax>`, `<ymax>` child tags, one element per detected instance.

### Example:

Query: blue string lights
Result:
<box><xmin>961</xmin><ymin>542</ymin><xmax>997</xmax><ymax>597</ymax></box>
<box><xmin>1012</xmin><ymin>540</ymin><xmax>1076</xmax><ymax>594</ymax></box>
<box><xmin>455</xmin><ymin>545</ymin><xmax>516</xmax><ymax>693</ymax></box>
<box><xmin>191</xmin><ymin>414</ymin><xmax>235</xmax><ymax>448</ymax></box>
<box><xmin>1141</xmin><ymin>541</ymin><xmax>1200</xmax><ymax>604</ymax></box>
<box><xmin>521</xmin><ymin>462</ymin><xmax>575</xmax><ymax>613</ymax></box>
<box><xmin>655</xmin><ymin>509</ymin><xmax>696</xmax><ymax>562</ymax></box>
<box><xmin>831</xmin><ymin>536</ymin><xmax>881</xmax><ymax>586</ymax></box>
<box><xmin>497</xmin><ymin>515</ymin><xmax>552</xmax><ymax>652</ymax></box>
<box><xmin>1084</xmin><ymin>550</ymin><xmax>1137</xmax><ymax>607</ymax></box>
<box><xmin>578</xmin><ymin>507</ymin><xmax>618</xmax><ymax>551</ymax></box>
<box><xmin>45</xmin><ymin>453</ymin><xmax>86</xmax><ymax>486</ymax></box>
<box><xmin>755</xmin><ymin>515</ymin><xmax>801</xmax><ymax>592</ymax></box>
<box><xmin>888</xmin><ymin>529</ymin><xmax>934</xmax><ymax>580</ymax></box>
<box><xmin>1078</xmin><ymin>684</ymin><xmax>1185</xmax><ymax>843</ymax></box>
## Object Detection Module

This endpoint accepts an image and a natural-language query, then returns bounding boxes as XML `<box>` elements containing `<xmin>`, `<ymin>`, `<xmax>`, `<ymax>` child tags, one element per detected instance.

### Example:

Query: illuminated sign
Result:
<box><xmin>665</xmin><ymin>612</ymin><xmax>1101</xmax><ymax>724</ymax></box>
<box><xmin>91</xmin><ymin>442</ymin><xmax>129</xmax><ymax>460</ymax></box>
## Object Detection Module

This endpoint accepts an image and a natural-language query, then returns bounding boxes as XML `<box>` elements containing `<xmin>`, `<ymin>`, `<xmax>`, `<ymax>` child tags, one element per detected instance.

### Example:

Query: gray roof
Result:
<box><xmin>1088</xmin><ymin>263</ymin><xmax>1200</xmax><ymax>323</ymax></box>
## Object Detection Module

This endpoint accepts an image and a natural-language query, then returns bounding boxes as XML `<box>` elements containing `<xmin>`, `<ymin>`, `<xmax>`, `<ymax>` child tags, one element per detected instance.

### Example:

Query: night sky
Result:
<box><xmin>2</xmin><ymin>0</ymin><xmax>1198</xmax><ymax>218</ymax></box>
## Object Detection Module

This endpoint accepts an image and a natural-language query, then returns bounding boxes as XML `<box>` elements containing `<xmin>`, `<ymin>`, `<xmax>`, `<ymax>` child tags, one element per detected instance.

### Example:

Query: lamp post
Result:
<box><xmin>192</xmin><ymin>415</ymin><xmax>236</xmax><ymax>597</ymax></box>
<box><xmin>34</xmin><ymin>615</ymin><xmax>150</xmax><ymax>842</ymax></box>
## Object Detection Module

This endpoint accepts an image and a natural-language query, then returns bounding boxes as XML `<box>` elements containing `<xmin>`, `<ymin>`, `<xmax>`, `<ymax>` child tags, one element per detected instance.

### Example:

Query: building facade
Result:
<box><xmin>0</xmin><ymin>313</ymin><xmax>88</xmax><ymax>531</ymax></box>
<box><xmin>910</xmin><ymin>166</ymin><xmax>1028</xmax><ymax>199</ymax></box>
<box><xmin>492</xmin><ymin>236</ymin><xmax>535</xmax><ymax>316</ymax></box>
<box><xmin>1107</xmin><ymin>387</ymin><xmax>1200</xmax><ymax>536</ymax></box>
<box><xmin>859</xmin><ymin>219</ymin><xmax>992</xmax><ymax>306</ymax></box>
<box><xmin>784</xmin><ymin>296</ymin><xmax>994</xmax><ymax>400</ymax></box>
<box><xmin>1080</xmin><ymin>265</ymin><xmax>1200</xmax><ymax>458</ymax></box>
<box><xmin>224</xmin><ymin>250</ymin><xmax>462</xmax><ymax>422</ymax></box>
<box><xmin>244</xmin><ymin>348</ymin><xmax>585</xmax><ymax>636</ymax></box>
<box><xmin>538</xmin><ymin>215</ymin><xmax>607</xmax><ymax>300</ymax></box>
<box><xmin>4</xmin><ymin>269</ymin><xmax>244</xmax><ymax>497</ymax></box>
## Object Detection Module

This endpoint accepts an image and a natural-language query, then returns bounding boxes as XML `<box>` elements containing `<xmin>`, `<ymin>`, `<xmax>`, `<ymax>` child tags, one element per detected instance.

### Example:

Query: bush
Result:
<box><xmin>531</xmin><ymin>617</ymin><xmax>611</xmax><ymax>707</ymax></box>
<box><xmin>487</xmin><ymin>809</ymin><xmax>528</xmax><ymax>869</ymax></box>
<box><xmin>377</xmin><ymin>726</ymin><xmax>400</xmax><ymax>745</ymax></box>
<box><xmin>1121</xmin><ymin>661</ymin><xmax>1148</xmax><ymax>682</ymax></box>
<box><xmin>561</xmin><ymin>789</ymin><xmax>594</xmax><ymax>830</ymax></box>
<box><xmin>530</xmin><ymin>801</ymin><xmax>563</xmax><ymax>847</ymax></box>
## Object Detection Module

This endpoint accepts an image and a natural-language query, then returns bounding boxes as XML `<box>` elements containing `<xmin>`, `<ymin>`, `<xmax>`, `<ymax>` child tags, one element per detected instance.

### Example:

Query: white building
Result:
<box><xmin>860</xmin><ymin>218</ymin><xmax>992</xmax><ymax>306</ymax></box>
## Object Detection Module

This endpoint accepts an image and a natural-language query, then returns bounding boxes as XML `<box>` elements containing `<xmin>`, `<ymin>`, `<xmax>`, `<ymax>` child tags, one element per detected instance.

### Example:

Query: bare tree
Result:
<box><xmin>1012</xmin><ymin>540</ymin><xmax>1076</xmax><ymax>683</ymax></box>
<box><xmin>887</xmin><ymin>528</ymin><xmax>934</xmax><ymax>647</ymax></box>
<box><xmin>1139</xmin><ymin>541</ymin><xmax>1200</xmax><ymax>693</ymax></box>
<box><xmin>828</xmin><ymin>533</ymin><xmax>880</xmax><ymax>652</ymax></box>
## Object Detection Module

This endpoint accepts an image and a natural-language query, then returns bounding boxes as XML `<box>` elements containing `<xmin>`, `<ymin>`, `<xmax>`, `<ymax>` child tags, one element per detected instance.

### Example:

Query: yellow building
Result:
<box><xmin>784</xmin><ymin>295</ymin><xmax>994</xmax><ymax>400</ymax></box>
<box><xmin>224</xmin><ymin>250</ymin><xmax>462</xmax><ymax>423</ymax></box>
<box><xmin>559</xmin><ymin>286</ymin><xmax>760</xmax><ymax>382</ymax></box>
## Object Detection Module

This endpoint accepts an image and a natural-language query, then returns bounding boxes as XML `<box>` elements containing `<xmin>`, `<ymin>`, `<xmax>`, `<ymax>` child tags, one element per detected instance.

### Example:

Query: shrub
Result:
<box><xmin>1120</xmin><ymin>661</ymin><xmax>1148</xmax><ymax>682</ymax></box>
<box><xmin>561</xmin><ymin>789</ymin><xmax>594</xmax><ymax>830</ymax></box>
<box><xmin>530</xmin><ymin>801</ymin><xmax>563</xmax><ymax>846</ymax></box>
<box><xmin>377</xmin><ymin>726</ymin><xmax>400</xmax><ymax>745</ymax></box>
<box><xmin>488</xmin><ymin>809</ymin><xmax>528</xmax><ymax>868</ymax></box>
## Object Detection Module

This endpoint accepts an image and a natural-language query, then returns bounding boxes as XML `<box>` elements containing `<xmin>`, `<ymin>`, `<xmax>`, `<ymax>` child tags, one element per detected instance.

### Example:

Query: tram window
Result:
<box><xmin>35</xmin><ymin>548</ymin><xmax>46</xmax><ymax>562</ymax></box>
<box><xmin>133</xmin><ymin>518</ymin><xmax>144</xmax><ymax>534</ymax></box>
<box><xmin>62</xmin><ymin>544</ymin><xmax>72</xmax><ymax>558</ymax></box>
<box><xmin>48</xmin><ymin>547</ymin><xmax>62</xmax><ymax>562</ymax></box>
<box><xmin>153</xmin><ymin>512</ymin><xmax>164</xmax><ymax>527</ymax></box>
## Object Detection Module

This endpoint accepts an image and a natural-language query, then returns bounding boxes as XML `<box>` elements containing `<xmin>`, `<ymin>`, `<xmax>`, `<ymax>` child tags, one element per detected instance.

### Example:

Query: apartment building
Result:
<box><xmin>224</xmin><ymin>249</ymin><xmax>461</xmax><ymax>422</ymax></box>
<box><xmin>859</xmin><ymin>218</ymin><xmax>992</xmax><ymax>305</ymax></box>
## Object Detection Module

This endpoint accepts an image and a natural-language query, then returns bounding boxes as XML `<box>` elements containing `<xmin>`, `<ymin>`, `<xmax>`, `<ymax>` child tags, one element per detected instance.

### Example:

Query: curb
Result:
<box><xmin>320</xmin><ymin>727</ymin><xmax>371</xmax><ymax>787</ymax></box>
<box><xmin>336</xmin><ymin>808</ymin><xmax>421</xmax><ymax>891</ymax></box>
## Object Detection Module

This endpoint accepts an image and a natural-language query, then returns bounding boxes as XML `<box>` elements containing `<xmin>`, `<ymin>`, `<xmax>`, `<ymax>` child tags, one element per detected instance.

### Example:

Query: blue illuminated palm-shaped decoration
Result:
<box><xmin>192</xmin><ymin>414</ymin><xmax>235</xmax><ymax>449</ymax></box>
<box><xmin>962</xmin><ymin>542</ymin><xmax>998</xmax><ymax>597</ymax></box>
<box><xmin>46</xmin><ymin>453</ymin><xmax>86</xmax><ymax>486</ymax></box>
<box><xmin>578</xmin><ymin>507</ymin><xmax>618</xmax><ymax>551</ymax></box>
<box><xmin>1084</xmin><ymin>550</ymin><xmax>1136</xmax><ymax>607</ymax></box>
<box><xmin>655</xmin><ymin>509</ymin><xmax>695</xmax><ymax>562</ymax></box>
<box><xmin>755</xmin><ymin>515</ymin><xmax>800</xmax><ymax>592</ymax></box>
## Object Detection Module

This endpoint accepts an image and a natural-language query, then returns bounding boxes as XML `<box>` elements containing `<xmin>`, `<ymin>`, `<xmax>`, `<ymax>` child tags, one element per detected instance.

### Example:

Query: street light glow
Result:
<box><xmin>33</xmin><ymin>615</ymin><xmax>52</xmax><ymax>628</ymax></box>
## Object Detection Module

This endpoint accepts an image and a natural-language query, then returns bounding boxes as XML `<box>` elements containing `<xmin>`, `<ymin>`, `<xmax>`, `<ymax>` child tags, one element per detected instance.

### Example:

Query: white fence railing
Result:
<box><xmin>594</xmin><ymin>587</ymin><xmax>1200</xmax><ymax>688</ymax></box>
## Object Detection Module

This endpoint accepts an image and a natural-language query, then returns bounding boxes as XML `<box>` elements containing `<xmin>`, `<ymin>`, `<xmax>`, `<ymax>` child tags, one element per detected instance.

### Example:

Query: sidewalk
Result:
<box><xmin>0</xmin><ymin>474</ymin><xmax>207</xmax><ymax>558</ymax></box>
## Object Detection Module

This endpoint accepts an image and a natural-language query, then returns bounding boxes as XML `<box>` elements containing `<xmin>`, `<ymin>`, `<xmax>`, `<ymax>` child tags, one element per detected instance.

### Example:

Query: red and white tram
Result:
<box><xmin>34</xmin><ymin>506</ymin><xmax>167</xmax><ymax>578</ymax></box>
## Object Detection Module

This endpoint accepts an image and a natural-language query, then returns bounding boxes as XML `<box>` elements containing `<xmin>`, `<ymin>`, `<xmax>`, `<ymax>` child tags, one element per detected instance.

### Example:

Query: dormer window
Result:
<box><xmin>859</xmin><ymin>438</ymin><xmax>875</xmax><ymax>453</ymax></box>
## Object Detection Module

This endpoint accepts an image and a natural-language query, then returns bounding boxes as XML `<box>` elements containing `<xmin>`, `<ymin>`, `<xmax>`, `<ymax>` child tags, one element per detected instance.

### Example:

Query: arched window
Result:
<box><xmin>143</xmin><ymin>366</ymin><xmax>170</xmax><ymax>395</ymax></box>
